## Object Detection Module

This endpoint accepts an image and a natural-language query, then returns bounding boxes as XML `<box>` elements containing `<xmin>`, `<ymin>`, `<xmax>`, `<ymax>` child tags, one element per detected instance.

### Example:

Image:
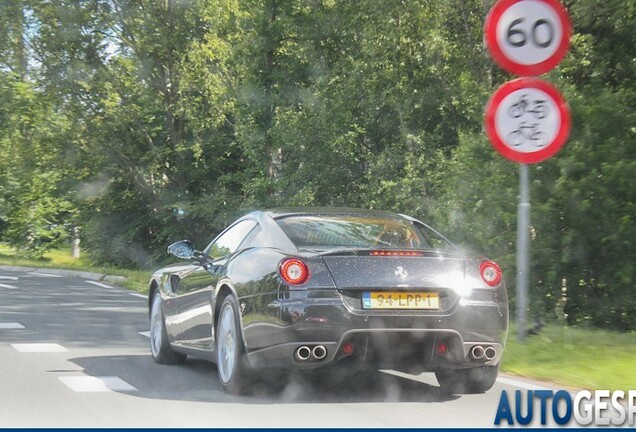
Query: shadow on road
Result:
<box><xmin>64</xmin><ymin>354</ymin><xmax>458</xmax><ymax>404</ymax></box>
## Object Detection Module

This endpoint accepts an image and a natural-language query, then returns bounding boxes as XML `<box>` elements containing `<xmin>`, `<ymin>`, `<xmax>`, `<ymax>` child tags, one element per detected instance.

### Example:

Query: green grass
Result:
<box><xmin>0</xmin><ymin>244</ymin><xmax>150</xmax><ymax>293</ymax></box>
<box><xmin>502</xmin><ymin>324</ymin><xmax>636</xmax><ymax>391</ymax></box>
<box><xmin>1</xmin><ymin>243</ymin><xmax>634</xmax><ymax>391</ymax></box>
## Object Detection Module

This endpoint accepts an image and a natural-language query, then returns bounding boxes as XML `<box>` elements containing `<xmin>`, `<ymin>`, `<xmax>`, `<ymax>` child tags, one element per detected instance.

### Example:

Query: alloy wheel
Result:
<box><xmin>217</xmin><ymin>302</ymin><xmax>236</xmax><ymax>383</ymax></box>
<box><xmin>150</xmin><ymin>295</ymin><xmax>163</xmax><ymax>358</ymax></box>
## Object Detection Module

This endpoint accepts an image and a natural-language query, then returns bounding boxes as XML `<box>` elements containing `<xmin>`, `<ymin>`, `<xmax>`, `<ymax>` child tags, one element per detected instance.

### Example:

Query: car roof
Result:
<box><xmin>262</xmin><ymin>207</ymin><xmax>405</xmax><ymax>219</ymax></box>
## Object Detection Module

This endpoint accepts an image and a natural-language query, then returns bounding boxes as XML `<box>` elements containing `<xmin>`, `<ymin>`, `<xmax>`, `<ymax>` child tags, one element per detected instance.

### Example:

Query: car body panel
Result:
<box><xmin>149</xmin><ymin>208</ymin><xmax>509</xmax><ymax>376</ymax></box>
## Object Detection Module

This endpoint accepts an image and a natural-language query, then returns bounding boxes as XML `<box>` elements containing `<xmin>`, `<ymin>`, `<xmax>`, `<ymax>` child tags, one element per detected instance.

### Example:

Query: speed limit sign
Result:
<box><xmin>485</xmin><ymin>0</ymin><xmax>571</xmax><ymax>76</ymax></box>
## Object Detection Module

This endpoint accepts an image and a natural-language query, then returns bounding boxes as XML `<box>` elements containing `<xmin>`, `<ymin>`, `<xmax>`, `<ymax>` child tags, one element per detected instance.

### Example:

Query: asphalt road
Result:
<box><xmin>0</xmin><ymin>269</ymin><xmax>562</xmax><ymax>428</ymax></box>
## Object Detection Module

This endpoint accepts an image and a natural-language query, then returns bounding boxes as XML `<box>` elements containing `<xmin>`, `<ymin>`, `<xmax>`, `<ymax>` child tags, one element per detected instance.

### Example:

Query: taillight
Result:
<box><xmin>279</xmin><ymin>258</ymin><xmax>310</xmax><ymax>285</ymax></box>
<box><xmin>480</xmin><ymin>260</ymin><xmax>502</xmax><ymax>287</ymax></box>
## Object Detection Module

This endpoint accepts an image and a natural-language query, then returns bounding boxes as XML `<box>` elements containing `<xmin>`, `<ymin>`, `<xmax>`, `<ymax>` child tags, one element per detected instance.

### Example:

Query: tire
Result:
<box><xmin>216</xmin><ymin>295</ymin><xmax>251</xmax><ymax>394</ymax></box>
<box><xmin>149</xmin><ymin>291</ymin><xmax>187</xmax><ymax>364</ymax></box>
<box><xmin>435</xmin><ymin>365</ymin><xmax>499</xmax><ymax>394</ymax></box>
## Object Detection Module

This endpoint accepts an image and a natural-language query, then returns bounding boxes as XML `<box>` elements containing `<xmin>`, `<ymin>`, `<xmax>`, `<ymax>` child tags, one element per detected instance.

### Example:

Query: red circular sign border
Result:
<box><xmin>485</xmin><ymin>77</ymin><xmax>571</xmax><ymax>164</ymax></box>
<box><xmin>484</xmin><ymin>0</ymin><xmax>572</xmax><ymax>76</ymax></box>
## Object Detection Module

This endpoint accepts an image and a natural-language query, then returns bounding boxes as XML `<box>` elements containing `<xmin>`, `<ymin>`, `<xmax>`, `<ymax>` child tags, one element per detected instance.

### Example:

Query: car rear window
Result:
<box><xmin>275</xmin><ymin>215</ymin><xmax>452</xmax><ymax>250</ymax></box>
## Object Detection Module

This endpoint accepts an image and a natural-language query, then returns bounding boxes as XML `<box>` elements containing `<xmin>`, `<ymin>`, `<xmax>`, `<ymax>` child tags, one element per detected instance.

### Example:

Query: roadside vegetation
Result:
<box><xmin>503</xmin><ymin>324</ymin><xmax>636</xmax><ymax>392</ymax></box>
<box><xmin>1</xmin><ymin>1</ymin><xmax>633</xmax><ymax>332</ymax></box>
<box><xmin>0</xmin><ymin>244</ymin><xmax>149</xmax><ymax>293</ymax></box>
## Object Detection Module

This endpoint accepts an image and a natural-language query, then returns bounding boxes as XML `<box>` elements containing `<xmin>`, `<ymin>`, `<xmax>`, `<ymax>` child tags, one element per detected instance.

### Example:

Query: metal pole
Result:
<box><xmin>516</xmin><ymin>164</ymin><xmax>530</xmax><ymax>342</ymax></box>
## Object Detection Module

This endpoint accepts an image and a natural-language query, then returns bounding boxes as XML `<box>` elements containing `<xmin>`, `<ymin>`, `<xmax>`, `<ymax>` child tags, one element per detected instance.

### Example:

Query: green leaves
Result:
<box><xmin>0</xmin><ymin>74</ymin><xmax>73</xmax><ymax>257</ymax></box>
<box><xmin>0</xmin><ymin>0</ymin><xmax>634</xmax><ymax>330</ymax></box>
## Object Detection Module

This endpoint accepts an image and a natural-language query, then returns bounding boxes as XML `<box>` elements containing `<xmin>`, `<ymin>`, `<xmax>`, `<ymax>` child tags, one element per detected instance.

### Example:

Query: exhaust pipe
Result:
<box><xmin>470</xmin><ymin>345</ymin><xmax>485</xmax><ymax>360</ymax></box>
<box><xmin>312</xmin><ymin>345</ymin><xmax>327</xmax><ymax>360</ymax></box>
<box><xmin>295</xmin><ymin>346</ymin><xmax>311</xmax><ymax>361</ymax></box>
<box><xmin>484</xmin><ymin>346</ymin><xmax>497</xmax><ymax>361</ymax></box>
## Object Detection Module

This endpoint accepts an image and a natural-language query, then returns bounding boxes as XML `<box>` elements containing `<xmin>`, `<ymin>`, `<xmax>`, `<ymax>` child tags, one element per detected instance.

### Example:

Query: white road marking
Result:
<box><xmin>12</xmin><ymin>343</ymin><xmax>68</xmax><ymax>353</ymax></box>
<box><xmin>0</xmin><ymin>283</ymin><xmax>18</xmax><ymax>289</ymax></box>
<box><xmin>0</xmin><ymin>275</ymin><xmax>19</xmax><ymax>281</ymax></box>
<box><xmin>0</xmin><ymin>323</ymin><xmax>25</xmax><ymax>329</ymax></box>
<box><xmin>27</xmin><ymin>272</ymin><xmax>64</xmax><ymax>278</ymax></box>
<box><xmin>496</xmin><ymin>376</ymin><xmax>551</xmax><ymax>391</ymax></box>
<box><xmin>58</xmin><ymin>376</ymin><xmax>138</xmax><ymax>392</ymax></box>
<box><xmin>138</xmin><ymin>331</ymin><xmax>150</xmax><ymax>338</ymax></box>
<box><xmin>129</xmin><ymin>293</ymin><xmax>147</xmax><ymax>299</ymax></box>
<box><xmin>85</xmin><ymin>280</ymin><xmax>112</xmax><ymax>288</ymax></box>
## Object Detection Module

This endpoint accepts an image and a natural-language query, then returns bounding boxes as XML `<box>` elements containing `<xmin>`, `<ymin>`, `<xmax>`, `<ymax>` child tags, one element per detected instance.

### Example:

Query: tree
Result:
<box><xmin>0</xmin><ymin>0</ymin><xmax>634</xmax><ymax>330</ymax></box>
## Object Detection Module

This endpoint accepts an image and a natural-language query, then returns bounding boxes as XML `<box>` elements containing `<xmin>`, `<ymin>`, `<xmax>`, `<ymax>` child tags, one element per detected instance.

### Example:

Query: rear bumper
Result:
<box><xmin>242</xmin><ymin>288</ymin><xmax>508</xmax><ymax>371</ymax></box>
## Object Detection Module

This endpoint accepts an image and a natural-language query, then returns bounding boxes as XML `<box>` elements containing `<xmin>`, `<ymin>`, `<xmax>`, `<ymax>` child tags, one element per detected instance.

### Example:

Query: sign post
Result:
<box><xmin>484</xmin><ymin>0</ymin><xmax>571</xmax><ymax>342</ymax></box>
<box><xmin>516</xmin><ymin>164</ymin><xmax>530</xmax><ymax>342</ymax></box>
<box><xmin>485</xmin><ymin>77</ymin><xmax>570</xmax><ymax>342</ymax></box>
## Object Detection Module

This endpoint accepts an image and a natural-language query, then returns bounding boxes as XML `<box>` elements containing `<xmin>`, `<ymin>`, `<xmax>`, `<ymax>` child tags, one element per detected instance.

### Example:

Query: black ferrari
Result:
<box><xmin>148</xmin><ymin>208</ymin><xmax>508</xmax><ymax>394</ymax></box>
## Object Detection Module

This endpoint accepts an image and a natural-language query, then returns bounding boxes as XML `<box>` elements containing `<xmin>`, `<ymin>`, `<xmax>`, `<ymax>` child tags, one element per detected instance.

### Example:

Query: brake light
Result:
<box><xmin>279</xmin><ymin>258</ymin><xmax>310</xmax><ymax>285</ymax></box>
<box><xmin>480</xmin><ymin>260</ymin><xmax>502</xmax><ymax>287</ymax></box>
<box><xmin>370</xmin><ymin>251</ymin><xmax>424</xmax><ymax>257</ymax></box>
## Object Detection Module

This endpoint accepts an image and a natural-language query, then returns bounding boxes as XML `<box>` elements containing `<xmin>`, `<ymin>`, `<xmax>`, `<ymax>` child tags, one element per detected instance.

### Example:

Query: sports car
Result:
<box><xmin>148</xmin><ymin>208</ymin><xmax>508</xmax><ymax>394</ymax></box>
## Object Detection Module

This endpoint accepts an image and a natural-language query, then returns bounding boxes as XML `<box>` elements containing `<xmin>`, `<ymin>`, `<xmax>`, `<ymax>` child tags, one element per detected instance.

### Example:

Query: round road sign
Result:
<box><xmin>485</xmin><ymin>0</ymin><xmax>571</xmax><ymax>76</ymax></box>
<box><xmin>485</xmin><ymin>77</ymin><xmax>570</xmax><ymax>164</ymax></box>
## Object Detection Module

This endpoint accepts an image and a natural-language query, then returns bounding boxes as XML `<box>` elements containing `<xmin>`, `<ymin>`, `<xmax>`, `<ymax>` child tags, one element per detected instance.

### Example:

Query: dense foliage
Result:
<box><xmin>0</xmin><ymin>0</ymin><xmax>633</xmax><ymax>330</ymax></box>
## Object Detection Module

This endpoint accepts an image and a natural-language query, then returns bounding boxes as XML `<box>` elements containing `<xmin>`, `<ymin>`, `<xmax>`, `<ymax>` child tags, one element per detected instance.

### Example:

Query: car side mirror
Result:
<box><xmin>167</xmin><ymin>240</ymin><xmax>198</xmax><ymax>260</ymax></box>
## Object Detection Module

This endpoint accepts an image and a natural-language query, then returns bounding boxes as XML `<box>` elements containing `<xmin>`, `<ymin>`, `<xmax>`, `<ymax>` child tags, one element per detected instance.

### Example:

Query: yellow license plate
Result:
<box><xmin>362</xmin><ymin>291</ymin><xmax>439</xmax><ymax>310</ymax></box>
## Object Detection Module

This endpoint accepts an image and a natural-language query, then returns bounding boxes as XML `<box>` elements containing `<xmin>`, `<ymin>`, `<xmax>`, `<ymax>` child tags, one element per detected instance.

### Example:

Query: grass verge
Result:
<box><xmin>0</xmin><ymin>244</ymin><xmax>150</xmax><ymax>293</ymax></box>
<box><xmin>502</xmin><ymin>324</ymin><xmax>636</xmax><ymax>392</ymax></box>
<box><xmin>1</xmin><ymin>244</ymin><xmax>634</xmax><ymax>391</ymax></box>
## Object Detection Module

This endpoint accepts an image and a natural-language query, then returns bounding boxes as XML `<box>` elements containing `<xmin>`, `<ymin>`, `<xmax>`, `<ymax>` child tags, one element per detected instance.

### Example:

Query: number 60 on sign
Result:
<box><xmin>484</xmin><ymin>0</ymin><xmax>572</xmax><ymax>76</ymax></box>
